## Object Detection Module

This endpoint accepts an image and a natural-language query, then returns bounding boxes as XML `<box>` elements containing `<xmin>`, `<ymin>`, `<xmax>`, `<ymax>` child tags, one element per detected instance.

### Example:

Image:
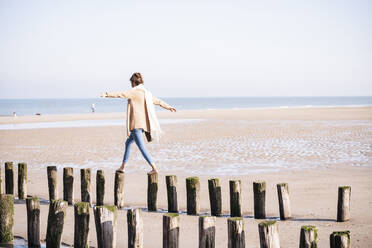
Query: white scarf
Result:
<box><xmin>134</xmin><ymin>84</ymin><xmax>162</xmax><ymax>142</ymax></box>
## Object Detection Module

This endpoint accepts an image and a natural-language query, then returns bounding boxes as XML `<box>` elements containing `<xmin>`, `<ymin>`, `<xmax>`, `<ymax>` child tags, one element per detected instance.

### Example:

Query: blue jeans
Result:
<box><xmin>123</xmin><ymin>129</ymin><xmax>153</xmax><ymax>165</ymax></box>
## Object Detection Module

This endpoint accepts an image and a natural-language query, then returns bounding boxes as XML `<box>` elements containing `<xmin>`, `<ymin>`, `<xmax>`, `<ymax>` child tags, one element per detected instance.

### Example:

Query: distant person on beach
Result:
<box><xmin>91</xmin><ymin>103</ymin><xmax>96</xmax><ymax>113</ymax></box>
<box><xmin>100</xmin><ymin>72</ymin><xmax>176</xmax><ymax>174</ymax></box>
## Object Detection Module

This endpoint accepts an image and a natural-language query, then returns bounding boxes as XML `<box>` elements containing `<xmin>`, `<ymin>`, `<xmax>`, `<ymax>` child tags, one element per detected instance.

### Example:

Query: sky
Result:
<box><xmin>0</xmin><ymin>0</ymin><xmax>371</xmax><ymax>98</ymax></box>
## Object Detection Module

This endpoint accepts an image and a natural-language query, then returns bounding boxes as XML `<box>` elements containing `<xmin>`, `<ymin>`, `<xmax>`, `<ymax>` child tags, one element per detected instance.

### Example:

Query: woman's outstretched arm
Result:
<box><xmin>100</xmin><ymin>90</ymin><xmax>134</xmax><ymax>99</ymax></box>
<box><xmin>153</xmin><ymin>96</ymin><xmax>177</xmax><ymax>112</ymax></box>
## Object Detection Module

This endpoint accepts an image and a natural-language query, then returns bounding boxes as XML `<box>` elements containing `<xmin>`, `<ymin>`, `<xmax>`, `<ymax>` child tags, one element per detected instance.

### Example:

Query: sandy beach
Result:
<box><xmin>1</xmin><ymin>107</ymin><xmax>372</xmax><ymax>247</ymax></box>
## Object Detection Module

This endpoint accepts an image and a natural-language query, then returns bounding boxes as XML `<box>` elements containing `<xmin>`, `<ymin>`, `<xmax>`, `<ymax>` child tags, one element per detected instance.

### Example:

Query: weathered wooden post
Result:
<box><xmin>229</xmin><ymin>180</ymin><xmax>242</xmax><ymax>217</ymax></box>
<box><xmin>0</xmin><ymin>165</ymin><xmax>2</xmax><ymax>194</ymax></box>
<box><xmin>276</xmin><ymin>183</ymin><xmax>291</xmax><ymax>220</ymax></box>
<box><xmin>337</xmin><ymin>186</ymin><xmax>351</xmax><ymax>222</ymax></box>
<box><xmin>17</xmin><ymin>162</ymin><xmax>27</xmax><ymax>199</ymax></box>
<box><xmin>26</xmin><ymin>197</ymin><xmax>40</xmax><ymax>248</ymax></box>
<box><xmin>127</xmin><ymin>208</ymin><xmax>143</xmax><ymax>248</ymax></box>
<box><xmin>46</xmin><ymin>199</ymin><xmax>68</xmax><ymax>248</ymax></box>
<box><xmin>63</xmin><ymin>167</ymin><xmax>74</xmax><ymax>205</ymax></box>
<box><xmin>208</xmin><ymin>178</ymin><xmax>222</xmax><ymax>217</ymax></box>
<box><xmin>299</xmin><ymin>225</ymin><xmax>318</xmax><ymax>248</ymax></box>
<box><xmin>74</xmin><ymin>202</ymin><xmax>90</xmax><ymax>248</ymax></box>
<box><xmin>47</xmin><ymin>166</ymin><xmax>58</xmax><ymax>201</ymax></box>
<box><xmin>330</xmin><ymin>231</ymin><xmax>350</xmax><ymax>248</ymax></box>
<box><xmin>96</xmin><ymin>170</ymin><xmax>105</xmax><ymax>206</ymax></box>
<box><xmin>147</xmin><ymin>173</ymin><xmax>158</xmax><ymax>211</ymax></box>
<box><xmin>253</xmin><ymin>181</ymin><xmax>266</xmax><ymax>219</ymax></box>
<box><xmin>163</xmin><ymin>213</ymin><xmax>180</xmax><ymax>248</ymax></box>
<box><xmin>5</xmin><ymin>161</ymin><xmax>14</xmax><ymax>195</ymax></box>
<box><xmin>0</xmin><ymin>194</ymin><xmax>14</xmax><ymax>244</ymax></box>
<box><xmin>166</xmin><ymin>175</ymin><xmax>178</xmax><ymax>213</ymax></box>
<box><xmin>227</xmin><ymin>217</ymin><xmax>245</xmax><ymax>248</ymax></box>
<box><xmin>258</xmin><ymin>221</ymin><xmax>280</xmax><ymax>248</ymax></box>
<box><xmin>199</xmin><ymin>216</ymin><xmax>216</xmax><ymax>248</ymax></box>
<box><xmin>114</xmin><ymin>170</ymin><xmax>125</xmax><ymax>209</ymax></box>
<box><xmin>186</xmin><ymin>177</ymin><xmax>200</xmax><ymax>215</ymax></box>
<box><xmin>94</xmin><ymin>205</ymin><xmax>118</xmax><ymax>248</ymax></box>
<box><xmin>80</xmin><ymin>168</ymin><xmax>91</xmax><ymax>203</ymax></box>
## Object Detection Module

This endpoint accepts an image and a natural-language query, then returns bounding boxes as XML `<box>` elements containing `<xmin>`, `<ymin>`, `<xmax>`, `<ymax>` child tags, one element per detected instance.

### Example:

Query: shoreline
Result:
<box><xmin>1</xmin><ymin>106</ymin><xmax>371</xmax><ymax>124</ymax></box>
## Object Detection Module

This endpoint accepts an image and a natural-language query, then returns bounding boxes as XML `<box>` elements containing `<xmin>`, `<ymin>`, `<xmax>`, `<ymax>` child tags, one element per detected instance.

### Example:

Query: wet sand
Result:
<box><xmin>1</xmin><ymin>107</ymin><xmax>372</xmax><ymax>247</ymax></box>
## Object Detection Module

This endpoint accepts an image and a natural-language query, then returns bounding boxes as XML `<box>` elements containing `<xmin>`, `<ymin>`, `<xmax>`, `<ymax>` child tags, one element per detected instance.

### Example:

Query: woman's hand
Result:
<box><xmin>169</xmin><ymin>107</ymin><xmax>177</xmax><ymax>112</ymax></box>
<box><xmin>100</xmin><ymin>92</ymin><xmax>107</xmax><ymax>98</ymax></box>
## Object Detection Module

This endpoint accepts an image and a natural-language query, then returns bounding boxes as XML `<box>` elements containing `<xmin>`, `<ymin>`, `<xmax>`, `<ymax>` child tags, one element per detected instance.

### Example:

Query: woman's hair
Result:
<box><xmin>130</xmin><ymin>72</ymin><xmax>144</xmax><ymax>86</ymax></box>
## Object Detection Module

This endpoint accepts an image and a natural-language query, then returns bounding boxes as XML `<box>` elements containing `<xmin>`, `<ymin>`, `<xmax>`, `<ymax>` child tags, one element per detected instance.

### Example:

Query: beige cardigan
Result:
<box><xmin>106</xmin><ymin>88</ymin><xmax>171</xmax><ymax>136</ymax></box>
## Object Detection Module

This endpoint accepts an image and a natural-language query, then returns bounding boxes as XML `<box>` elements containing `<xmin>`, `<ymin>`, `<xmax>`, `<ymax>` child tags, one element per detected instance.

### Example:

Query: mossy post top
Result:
<box><xmin>228</xmin><ymin>217</ymin><xmax>243</xmax><ymax>221</ymax></box>
<box><xmin>258</xmin><ymin>220</ymin><xmax>276</xmax><ymax>227</ymax></box>
<box><xmin>339</xmin><ymin>186</ymin><xmax>351</xmax><ymax>190</ymax></box>
<box><xmin>5</xmin><ymin>161</ymin><xmax>13</xmax><ymax>168</ymax></box>
<box><xmin>186</xmin><ymin>177</ymin><xmax>200</xmax><ymax>187</ymax></box>
<box><xmin>186</xmin><ymin>177</ymin><xmax>200</xmax><ymax>182</ymax></box>
<box><xmin>277</xmin><ymin>182</ymin><xmax>288</xmax><ymax>187</ymax></box>
<box><xmin>208</xmin><ymin>178</ymin><xmax>220</xmax><ymax>182</ymax></box>
<box><xmin>332</xmin><ymin>231</ymin><xmax>350</xmax><ymax>237</ymax></box>
<box><xmin>50</xmin><ymin>199</ymin><xmax>68</xmax><ymax>207</ymax></box>
<box><xmin>95</xmin><ymin>205</ymin><xmax>117</xmax><ymax>213</ymax></box>
<box><xmin>301</xmin><ymin>225</ymin><xmax>317</xmax><ymax>231</ymax></box>
<box><xmin>254</xmin><ymin>181</ymin><xmax>266</xmax><ymax>192</ymax></box>
<box><xmin>75</xmin><ymin>202</ymin><xmax>90</xmax><ymax>215</ymax></box>
<box><xmin>277</xmin><ymin>182</ymin><xmax>289</xmax><ymax>192</ymax></box>
<box><xmin>164</xmin><ymin>213</ymin><xmax>179</xmax><ymax>218</ymax></box>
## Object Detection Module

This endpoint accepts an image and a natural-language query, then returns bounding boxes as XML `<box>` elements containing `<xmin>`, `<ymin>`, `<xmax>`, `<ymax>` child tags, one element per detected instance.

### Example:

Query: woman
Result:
<box><xmin>101</xmin><ymin>72</ymin><xmax>176</xmax><ymax>174</ymax></box>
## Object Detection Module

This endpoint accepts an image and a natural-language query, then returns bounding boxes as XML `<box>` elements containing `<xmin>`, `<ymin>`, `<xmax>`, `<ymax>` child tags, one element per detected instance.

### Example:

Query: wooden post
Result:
<box><xmin>163</xmin><ymin>213</ymin><xmax>180</xmax><ymax>248</ymax></box>
<box><xmin>229</xmin><ymin>180</ymin><xmax>242</xmax><ymax>217</ymax></box>
<box><xmin>0</xmin><ymin>164</ymin><xmax>2</xmax><ymax>194</ymax></box>
<box><xmin>74</xmin><ymin>202</ymin><xmax>90</xmax><ymax>248</ymax></box>
<box><xmin>330</xmin><ymin>231</ymin><xmax>350</xmax><ymax>248</ymax></box>
<box><xmin>199</xmin><ymin>216</ymin><xmax>216</xmax><ymax>248</ymax></box>
<box><xmin>47</xmin><ymin>166</ymin><xmax>58</xmax><ymax>201</ymax></box>
<box><xmin>17</xmin><ymin>162</ymin><xmax>27</xmax><ymax>199</ymax></box>
<box><xmin>63</xmin><ymin>167</ymin><xmax>74</xmax><ymax>205</ymax></box>
<box><xmin>147</xmin><ymin>173</ymin><xmax>158</xmax><ymax>211</ymax></box>
<box><xmin>299</xmin><ymin>225</ymin><xmax>318</xmax><ymax>248</ymax></box>
<box><xmin>258</xmin><ymin>221</ymin><xmax>280</xmax><ymax>248</ymax></box>
<box><xmin>26</xmin><ymin>197</ymin><xmax>40</xmax><ymax>248</ymax></box>
<box><xmin>5</xmin><ymin>161</ymin><xmax>14</xmax><ymax>195</ymax></box>
<box><xmin>0</xmin><ymin>165</ymin><xmax>2</xmax><ymax>194</ymax></box>
<box><xmin>276</xmin><ymin>183</ymin><xmax>291</xmax><ymax>220</ymax></box>
<box><xmin>81</xmin><ymin>168</ymin><xmax>91</xmax><ymax>203</ymax></box>
<box><xmin>227</xmin><ymin>217</ymin><xmax>245</xmax><ymax>248</ymax></box>
<box><xmin>253</xmin><ymin>181</ymin><xmax>266</xmax><ymax>219</ymax></box>
<box><xmin>46</xmin><ymin>200</ymin><xmax>68</xmax><ymax>248</ymax></box>
<box><xmin>94</xmin><ymin>205</ymin><xmax>118</xmax><ymax>248</ymax></box>
<box><xmin>166</xmin><ymin>175</ymin><xmax>178</xmax><ymax>213</ymax></box>
<box><xmin>186</xmin><ymin>177</ymin><xmax>200</xmax><ymax>215</ymax></box>
<box><xmin>337</xmin><ymin>186</ymin><xmax>351</xmax><ymax>222</ymax></box>
<box><xmin>114</xmin><ymin>170</ymin><xmax>125</xmax><ymax>209</ymax></box>
<box><xmin>0</xmin><ymin>194</ymin><xmax>14</xmax><ymax>244</ymax></box>
<box><xmin>127</xmin><ymin>208</ymin><xmax>143</xmax><ymax>248</ymax></box>
<box><xmin>208</xmin><ymin>178</ymin><xmax>222</xmax><ymax>217</ymax></box>
<box><xmin>96</xmin><ymin>170</ymin><xmax>105</xmax><ymax>206</ymax></box>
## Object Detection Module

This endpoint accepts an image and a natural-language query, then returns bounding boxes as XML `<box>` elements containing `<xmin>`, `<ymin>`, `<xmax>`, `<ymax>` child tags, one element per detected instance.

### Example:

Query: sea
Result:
<box><xmin>1</xmin><ymin>96</ymin><xmax>371</xmax><ymax>116</ymax></box>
